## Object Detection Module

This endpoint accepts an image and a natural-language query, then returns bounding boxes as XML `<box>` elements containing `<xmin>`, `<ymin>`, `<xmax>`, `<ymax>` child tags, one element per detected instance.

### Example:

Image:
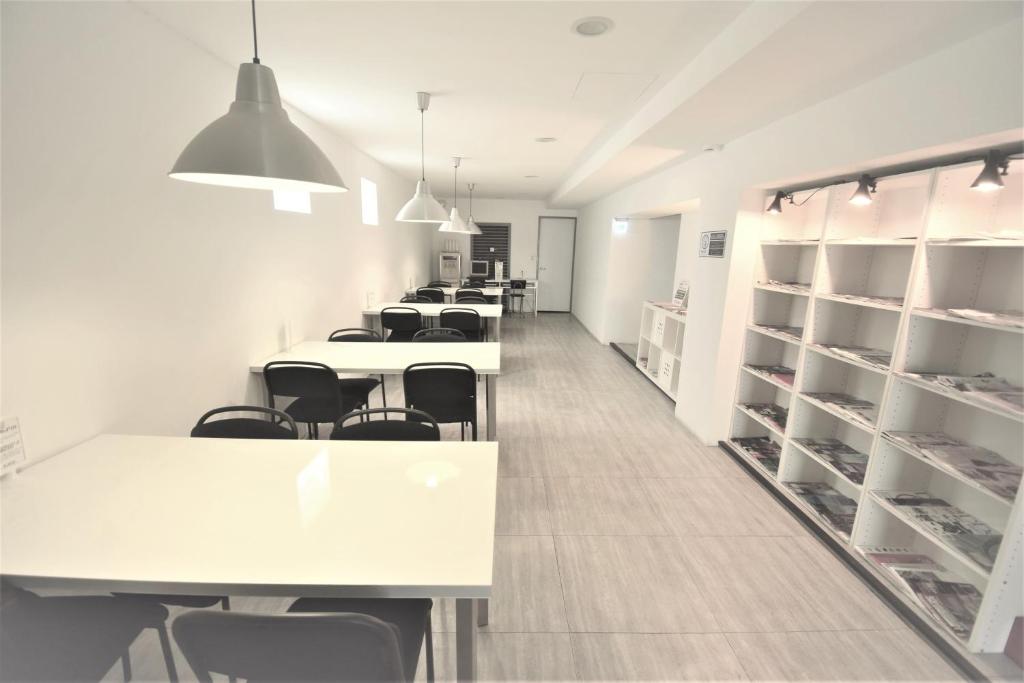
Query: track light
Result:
<box><xmin>849</xmin><ymin>174</ymin><xmax>877</xmax><ymax>206</ymax></box>
<box><xmin>971</xmin><ymin>150</ymin><xmax>1010</xmax><ymax>192</ymax></box>
<box><xmin>766</xmin><ymin>191</ymin><xmax>792</xmax><ymax>214</ymax></box>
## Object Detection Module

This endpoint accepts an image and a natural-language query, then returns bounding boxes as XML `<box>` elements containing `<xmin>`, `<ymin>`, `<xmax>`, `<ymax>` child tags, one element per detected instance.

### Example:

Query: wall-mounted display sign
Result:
<box><xmin>699</xmin><ymin>230</ymin><xmax>727</xmax><ymax>257</ymax></box>
<box><xmin>1</xmin><ymin>416</ymin><xmax>26</xmax><ymax>476</ymax></box>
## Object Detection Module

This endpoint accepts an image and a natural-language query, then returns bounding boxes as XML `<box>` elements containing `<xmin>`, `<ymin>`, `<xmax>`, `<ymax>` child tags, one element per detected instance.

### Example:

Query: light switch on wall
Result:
<box><xmin>366</xmin><ymin>291</ymin><xmax>376</xmax><ymax>308</ymax></box>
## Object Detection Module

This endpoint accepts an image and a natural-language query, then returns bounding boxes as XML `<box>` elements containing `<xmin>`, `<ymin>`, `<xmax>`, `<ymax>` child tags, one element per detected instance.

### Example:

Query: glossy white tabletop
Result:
<box><xmin>407</xmin><ymin>287</ymin><xmax>506</xmax><ymax>297</ymax></box>
<box><xmin>364</xmin><ymin>302</ymin><xmax>503</xmax><ymax>318</ymax></box>
<box><xmin>252</xmin><ymin>341</ymin><xmax>500</xmax><ymax>375</ymax></box>
<box><xmin>1</xmin><ymin>435</ymin><xmax>498</xmax><ymax>598</ymax></box>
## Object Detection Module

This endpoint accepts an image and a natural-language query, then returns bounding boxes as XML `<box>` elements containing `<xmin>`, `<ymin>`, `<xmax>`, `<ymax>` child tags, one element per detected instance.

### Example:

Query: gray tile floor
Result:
<box><xmin>113</xmin><ymin>314</ymin><xmax>964</xmax><ymax>681</ymax></box>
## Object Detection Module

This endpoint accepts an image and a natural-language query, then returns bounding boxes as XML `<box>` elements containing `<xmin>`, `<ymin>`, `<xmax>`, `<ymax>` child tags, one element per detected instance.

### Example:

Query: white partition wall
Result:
<box><xmin>727</xmin><ymin>159</ymin><xmax>1024</xmax><ymax>662</ymax></box>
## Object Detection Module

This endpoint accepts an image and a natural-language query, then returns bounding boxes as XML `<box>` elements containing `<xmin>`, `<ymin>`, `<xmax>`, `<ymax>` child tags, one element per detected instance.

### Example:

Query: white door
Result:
<box><xmin>536</xmin><ymin>217</ymin><xmax>576</xmax><ymax>312</ymax></box>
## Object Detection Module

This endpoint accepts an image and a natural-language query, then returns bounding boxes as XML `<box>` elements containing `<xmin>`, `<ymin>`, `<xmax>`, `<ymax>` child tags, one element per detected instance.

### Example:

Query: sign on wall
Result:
<box><xmin>699</xmin><ymin>230</ymin><xmax>727</xmax><ymax>258</ymax></box>
<box><xmin>1</xmin><ymin>416</ymin><xmax>26</xmax><ymax>476</ymax></box>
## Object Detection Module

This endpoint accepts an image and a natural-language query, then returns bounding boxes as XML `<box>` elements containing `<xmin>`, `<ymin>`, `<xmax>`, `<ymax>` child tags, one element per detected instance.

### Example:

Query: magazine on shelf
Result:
<box><xmin>803</xmin><ymin>392</ymin><xmax>877</xmax><ymax>427</ymax></box>
<box><xmin>745</xmin><ymin>364</ymin><xmax>796</xmax><ymax>386</ymax></box>
<box><xmin>882</xmin><ymin>432</ymin><xmax>1021</xmax><ymax>502</ymax></box>
<box><xmin>652</xmin><ymin>301</ymin><xmax>686</xmax><ymax>314</ymax></box>
<box><xmin>929</xmin><ymin>231</ymin><xmax>1024</xmax><ymax>243</ymax></box>
<box><xmin>902</xmin><ymin>371</ymin><xmax>1024</xmax><ymax>416</ymax></box>
<box><xmin>826</xmin><ymin>292</ymin><xmax>904</xmax><ymax>308</ymax></box>
<box><xmin>946</xmin><ymin>308</ymin><xmax>1024</xmax><ymax>329</ymax></box>
<box><xmin>816</xmin><ymin>344</ymin><xmax>892</xmax><ymax>370</ymax></box>
<box><xmin>740</xmin><ymin>402</ymin><xmax>788</xmax><ymax>431</ymax></box>
<box><xmin>761</xmin><ymin>280</ymin><xmax>812</xmax><ymax>295</ymax></box>
<box><xmin>792</xmin><ymin>438</ymin><xmax>868</xmax><ymax>484</ymax></box>
<box><xmin>784</xmin><ymin>481</ymin><xmax>857</xmax><ymax>538</ymax></box>
<box><xmin>898</xmin><ymin>569</ymin><xmax>983</xmax><ymax>639</ymax></box>
<box><xmin>874</xmin><ymin>491</ymin><xmax>1002</xmax><ymax>571</ymax></box>
<box><xmin>862</xmin><ymin>546</ymin><xmax>943</xmax><ymax>575</ymax></box>
<box><xmin>755</xmin><ymin>323</ymin><xmax>803</xmax><ymax>341</ymax></box>
<box><xmin>830</xmin><ymin>235</ymin><xmax>916</xmax><ymax>243</ymax></box>
<box><xmin>730</xmin><ymin>436</ymin><xmax>781</xmax><ymax>474</ymax></box>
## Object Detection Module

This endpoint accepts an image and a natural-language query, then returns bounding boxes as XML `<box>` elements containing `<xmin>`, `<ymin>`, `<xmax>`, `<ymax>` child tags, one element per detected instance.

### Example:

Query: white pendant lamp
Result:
<box><xmin>438</xmin><ymin>157</ymin><xmax>471</xmax><ymax>233</ymax></box>
<box><xmin>396</xmin><ymin>92</ymin><xmax>449</xmax><ymax>223</ymax></box>
<box><xmin>465</xmin><ymin>183</ymin><xmax>483</xmax><ymax>235</ymax></box>
<box><xmin>169</xmin><ymin>0</ymin><xmax>346</xmax><ymax>193</ymax></box>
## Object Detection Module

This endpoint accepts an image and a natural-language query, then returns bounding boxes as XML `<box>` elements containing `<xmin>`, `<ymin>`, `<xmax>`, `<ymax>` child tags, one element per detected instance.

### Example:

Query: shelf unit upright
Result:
<box><xmin>727</xmin><ymin>158</ymin><xmax>1024</xmax><ymax>669</ymax></box>
<box><xmin>636</xmin><ymin>301</ymin><xmax>686</xmax><ymax>400</ymax></box>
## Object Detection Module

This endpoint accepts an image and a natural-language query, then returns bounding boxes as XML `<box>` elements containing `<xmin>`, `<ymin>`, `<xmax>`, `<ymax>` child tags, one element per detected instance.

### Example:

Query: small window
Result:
<box><xmin>273</xmin><ymin>190</ymin><xmax>311</xmax><ymax>214</ymax></box>
<box><xmin>612</xmin><ymin>218</ymin><xmax>629</xmax><ymax>235</ymax></box>
<box><xmin>361</xmin><ymin>178</ymin><xmax>379</xmax><ymax>226</ymax></box>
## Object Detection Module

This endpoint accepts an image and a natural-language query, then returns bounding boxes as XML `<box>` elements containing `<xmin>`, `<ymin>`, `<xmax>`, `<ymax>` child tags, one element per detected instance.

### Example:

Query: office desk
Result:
<box><xmin>363</xmin><ymin>302</ymin><xmax>504</xmax><ymax>340</ymax></box>
<box><xmin>1</xmin><ymin>434</ymin><xmax>498</xmax><ymax>681</ymax></box>
<box><xmin>407</xmin><ymin>286</ymin><xmax>506</xmax><ymax>300</ymax></box>
<box><xmin>253</xmin><ymin>341</ymin><xmax>501</xmax><ymax>440</ymax></box>
<box><xmin>463</xmin><ymin>281</ymin><xmax>539</xmax><ymax>317</ymax></box>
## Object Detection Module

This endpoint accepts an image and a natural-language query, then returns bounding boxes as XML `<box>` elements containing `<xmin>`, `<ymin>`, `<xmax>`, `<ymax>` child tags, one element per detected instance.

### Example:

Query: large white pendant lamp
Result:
<box><xmin>438</xmin><ymin>157</ymin><xmax>471</xmax><ymax>234</ymax></box>
<box><xmin>169</xmin><ymin>0</ymin><xmax>347</xmax><ymax>193</ymax></box>
<box><xmin>465</xmin><ymin>183</ymin><xmax>483</xmax><ymax>235</ymax></box>
<box><xmin>396</xmin><ymin>92</ymin><xmax>449</xmax><ymax>223</ymax></box>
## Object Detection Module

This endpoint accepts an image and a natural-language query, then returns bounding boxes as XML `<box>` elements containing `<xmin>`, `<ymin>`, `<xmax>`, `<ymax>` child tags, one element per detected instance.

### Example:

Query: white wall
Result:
<box><xmin>432</xmin><ymin>198</ymin><xmax>576</xmax><ymax>279</ymax></box>
<box><xmin>570</xmin><ymin>19</ymin><xmax>1024</xmax><ymax>444</ymax></box>
<box><xmin>1</xmin><ymin>2</ymin><xmax>433</xmax><ymax>460</ymax></box>
<box><xmin>604</xmin><ymin>216</ymin><xmax>680</xmax><ymax>343</ymax></box>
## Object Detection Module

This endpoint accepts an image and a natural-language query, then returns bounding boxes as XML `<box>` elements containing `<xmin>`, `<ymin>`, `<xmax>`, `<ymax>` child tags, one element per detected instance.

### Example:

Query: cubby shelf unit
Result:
<box><xmin>726</xmin><ymin>161</ymin><xmax>1024</xmax><ymax>672</ymax></box>
<box><xmin>636</xmin><ymin>301</ymin><xmax>685</xmax><ymax>400</ymax></box>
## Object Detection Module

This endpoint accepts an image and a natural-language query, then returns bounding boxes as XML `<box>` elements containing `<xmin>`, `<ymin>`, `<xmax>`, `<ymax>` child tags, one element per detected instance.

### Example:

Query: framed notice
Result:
<box><xmin>673</xmin><ymin>281</ymin><xmax>690</xmax><ymax>307</ymax></box>
<box><xmin>1</xmin><ymin>416</ymin><xmax>26</xmax><ymax>476</ymax></box>
<box><xmin>699</xmin><ymin>230</ymin><xmax>727</xmax><ymax>257</ymax></box>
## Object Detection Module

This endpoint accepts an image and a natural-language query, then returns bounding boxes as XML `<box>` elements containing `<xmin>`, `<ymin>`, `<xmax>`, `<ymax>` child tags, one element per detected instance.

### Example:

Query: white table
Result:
<box><xmin>253</xmin><ymin>341</ymin><xmax>501</xmax><ymax>440</ymax></box>
<box><xmin>363</xmin><ymin>302</ymin><xmax>504</xmax><ymax>340</ymax></box>
<box><xmin>1</xmin><ymin>434</ymin><xmax>498</xmax><ymax>681</ymax></box>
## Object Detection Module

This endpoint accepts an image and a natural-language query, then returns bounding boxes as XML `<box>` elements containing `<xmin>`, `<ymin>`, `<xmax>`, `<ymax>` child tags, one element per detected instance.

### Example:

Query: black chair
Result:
<box><xmin>381</xmin><ymin>307</ymin><xmax>423</xmax><ymax>342</ymax></box>
<box><xmin>427</xmin><ymin>280</ymin><xmax>451</xmax><ymax>288</ymax></box>
<box><xmin>416</xmin><ymin>287</ymin><xmax>445</xmax><ymax>304</ymax></box>
<box><xmin>467</xmin><ymin>274</ymin><xmax>486</xmax><ymax>286</ymax></box>
<box><xmin>412</xmin><ymin>328</ymin><xmax>466</xmax><ymax>343</ymax></box>
<box><xmin>330</xmin><ymin>408</ymin><xmax>440</xmax><ymax>441</ymax></box>
<box><xmin>190</xmin><ymin>405</ymin><xmax>297</xmax><ymax>440</ymax></box>
<box><xmin>264</xmin><ymin>361</ymin><xmax>365</xmax><ymax>439</ymax></box>
<box><xmin>509</xmin><ymin>279</ymin><xmax>527</xmax><ymax>314</ymax></box>
<box><xmin>0</xmin><ymin>583</ymin><xmax>179</xmax><ymax>682</ymax></box>
<box><xmin>400</xmin><ymin>295</ymin><xmax>431</xmax><ymax>303</ymax></box>
<box><xmin>173</xmin><ymin>610</ymin><xmax>421</xmax><ymax>683</ymax></box>
<box><xmin>404</xmin><ymin>362</ymin><xmax>478</xmax><ymax>440</ymax></box>
<box><xmin>440</xmin><ymin>308</ymin><xmax>484</xmax><ymax>342</ymax></box>
<box><xmin>454</xmin><ymin>288</ymin><xmax>483</xmax><ymax>302</ymax></box>
<box><xmin>328</xmin><ymin>328</ymin><xmax>386</xmax><ymax>411</ymax></box>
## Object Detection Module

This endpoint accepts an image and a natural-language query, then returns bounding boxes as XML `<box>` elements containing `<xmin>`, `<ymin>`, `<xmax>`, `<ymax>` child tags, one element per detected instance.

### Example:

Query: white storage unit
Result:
<box><xmin>637</xmin><ymin>301</ymin><xmax>686</xmax><ymax>400</ymax></box>
<box><xmin>728</xmin><ymin>160</ymin><xmax>1024</xmax><ymax>666</ymax></box>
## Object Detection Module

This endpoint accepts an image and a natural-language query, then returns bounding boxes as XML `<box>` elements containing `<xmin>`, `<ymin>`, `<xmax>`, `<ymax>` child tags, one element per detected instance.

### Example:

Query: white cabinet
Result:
<box><xmin>637</xmin><ymin>301</ymin><xmax>685</xmax><ymax>400</ymax></box>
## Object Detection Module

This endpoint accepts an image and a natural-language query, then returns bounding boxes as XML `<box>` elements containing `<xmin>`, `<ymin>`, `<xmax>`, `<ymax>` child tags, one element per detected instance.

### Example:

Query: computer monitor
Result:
<box><xmin>471</xmin><ymin>260</ymin><xmax>489</xmax><ymax>276</ymax></box>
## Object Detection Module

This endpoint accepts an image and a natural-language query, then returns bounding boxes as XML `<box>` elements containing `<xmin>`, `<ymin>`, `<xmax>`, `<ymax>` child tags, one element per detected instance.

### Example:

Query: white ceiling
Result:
<box><xmin>139</xmin><ymin>1</ymin><xmax>1021</xmax><ymax>204</ymax></box>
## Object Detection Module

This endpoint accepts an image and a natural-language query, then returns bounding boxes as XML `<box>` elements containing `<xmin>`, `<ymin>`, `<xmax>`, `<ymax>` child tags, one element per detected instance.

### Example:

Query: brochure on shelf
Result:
<box><xmin>812</xmin><ymin>344</ymin><xmax>892</xmax><ymax>370</ymax></box>
<box><xmin>901</xmin><ymin>371</ymin><xmax>1024</xmax><ymax>416</ymax></box>
<box><xmin>740</xmin><ymin>402</ymin><xmax>788</xmax><ymax>432</ymax></box>
<box><xmin>745</xmin><ymin>364</ymin><xmax>796</xmax><ymax>386</ymax></box>
<box><xmin>784</xmin><ymin>481</ymin><xmax>858</xmax><ymax>538</ymax></box>
<box><xmin>945</xmin><ymin>308</ymin><xmax>1024</xmax><ymax>329</ymax></box>
<box><xmin>730</xmin><ymin>437</ymin><xmax>781</xmax><ymax>474</ymax></box>
<box><xmin>898</xmin><ymin>570</ymin><xmax>983</xmax><ymax>640</ymax></box>
<box><xmin>882</xmin><ymin>431</ymin><xmax>1021</xmax><ymax>502</ymax></box>
<box><xmin>874</xmin><ymin>491</ymin><xmax>1002</xmax><ymax>572</ymax></box>
<box><xmin>761</xmin><ymin>280</ymin><xmax>812</xmax><ymax>295</ymax></box>
<box><xmin>928</xmin><ymin>230</ymin><xmax>1024</xmax><ymax>243</ymax></box>
<box><xmin>803</xmin><ymin>392</ymin><xmax>878</xmax><ymax>427</ymax></box>
<box><xmin>793</xmin><ymin>438</ymin><xmax>868</xmax><ymax>484</ymax></box>
<box><xmin>825</xmin><ymin>292</ymin><xmax>904</xmax><ymax>308</ymax></box>
<box><xmin>754</xmin><ymin>323</ymin><xmax>803</xmax><ymax>342</ymax></box>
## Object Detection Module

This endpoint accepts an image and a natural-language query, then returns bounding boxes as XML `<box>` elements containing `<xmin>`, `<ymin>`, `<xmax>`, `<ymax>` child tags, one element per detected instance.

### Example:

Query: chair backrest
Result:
<box><xmin>454</xmin><ymin>295</ymin><xmax>486</xmax><ymax>304</ymax></box>
<box><xmin>416</xmin><ymin>287</ymin><xmax>445</xmax><ymax>304</ymax></box>
<box><xmin>380</xmin><ymin>307</ymin><xmax>423</xmax><ymax>333</ymax></box>
<box><xmin>412</xmin><ymin>328</ymin><xmax>466</xmax><ymax>343</ymax></box>
<box><xmin>454</xmin><ymin>288</ymin><xmax>483</xmax><ymax>301</ymax></box>
<box><xmin>328</xmin><ymin>328</ymin><xmax>382</xmax><ymax>343</ymax></box>
<box><xmin>330</xmin><ymin>408</ymin><xmax>441</xmax><ymax>441</ymax></box>
<box><xmin>400</xmin><ymin>295</ymin><xmax>431</xmax><ymax>303</ymax></box>
<box><xmin>427</xmin><ymin>281</ymin><xmax>451</xmax><ymax>288</ymax></box>
<box><xmin>440</xmin><ymin>308</ymin><xmax>482</xmax><ymax>339</ymax></box>
<box><xmin>172</xmin><ymin>610</ymin><xmax>406</xmax><ymax>683</ymax></box>
<box><xmin>510</xmin><ymin>279</ymin><xmax>527</xmax><ymax>289</ymax></box>
<box><xmin>403</xmin><ymin>362</ymin><xmax>477</xmax><ymax>426</ymax></box>
<box><xmin>467</xmin><ymin>275</ymin><xmax>486</xmax><ymax>286</ymax></box>
<box><xmin>263</xmin><ymin>362</ymin><xmax>340</xmax><ymax>404</ymax></box>
<box><xmin>190</xmin><ymin>405</ymin><xmax>298</xmax><ymax>439</ymax></box>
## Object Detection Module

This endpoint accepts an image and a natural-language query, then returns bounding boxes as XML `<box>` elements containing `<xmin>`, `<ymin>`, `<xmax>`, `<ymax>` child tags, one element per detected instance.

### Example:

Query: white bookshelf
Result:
<box><xmin>637</xmin><ymin>301</ymin><xmax>686</xmax><ymax>400</ymax></box>
<box><xmin>728</xmin><ymin>160</ymin><xmax>1024</xmax><ymax>666</ymax></box>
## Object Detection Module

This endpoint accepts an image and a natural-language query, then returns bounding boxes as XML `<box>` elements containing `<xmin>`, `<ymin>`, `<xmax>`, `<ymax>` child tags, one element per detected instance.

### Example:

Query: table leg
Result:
<box><xmin>477</xmin><ymin>598</ymin><xmax>489</xmax><ymax>626</ymax></box>
<box><xmin>485</xmin><ymin>375</ymin><xmax>497</xmax><ymax>440</ymax></box>
<box><xmin>493</xmin><ymin>316</ymin><xmax>501</xmax><ymax>341</ymax></box>
<box><xmin>455</xmin><ymin>598</ymin><xmax>477</xmax><ymax>682</ymax></box>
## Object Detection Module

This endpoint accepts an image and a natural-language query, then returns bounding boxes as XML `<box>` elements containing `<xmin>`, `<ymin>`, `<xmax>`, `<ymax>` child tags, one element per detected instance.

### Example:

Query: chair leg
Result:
<box><xmin>471</xmin><ymin>419</ymin><xmax>478</xmax><ymax>441</ymax></box>
<box><xmin>155</xmin><ymin>623</ymin><xmax>179</xmax><ymax>683</ymax></box>
<box><xmin>425</xmin><ymin>616</ymin><xmax>435</xmax><ymax>683</ymax></box>
<box><xmin>313</xmin><ymin>423</ymin><xmax>320</xmax><ymax>439</ymax></box>
<box><xmin>221</xmin><ymin>596</ymin><xmax>230</xmax><ymax>610</ymax></box>
<box><xmin>380</xmin><ymin>375</ymin><xmax>388</xmax><ymax>418</ymax></box>
<box><xmin>460</xmin><ymin>423</ymin><xmax>465</xmax><ymax>441</ymax></box>
<box><xmin>121</xmin><ymin>650</ymin><xmax>132</xmax><ymax>682</ymax></box>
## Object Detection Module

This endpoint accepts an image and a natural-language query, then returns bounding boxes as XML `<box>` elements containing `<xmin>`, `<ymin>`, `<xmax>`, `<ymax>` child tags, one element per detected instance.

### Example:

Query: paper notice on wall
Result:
<box><xmin>673</xmin><ymin>281</ymin><xmax>690</xmax><ymax>307</ymax></box>
<box><xmin>699</xmin><ymin>230</ymin><xmax>727</xmax><ymax>257</ymax></box>
<box><xmin>1</xmin><ymin>416</ymin><xmax>26</xmax><ymax>476</ymax></box>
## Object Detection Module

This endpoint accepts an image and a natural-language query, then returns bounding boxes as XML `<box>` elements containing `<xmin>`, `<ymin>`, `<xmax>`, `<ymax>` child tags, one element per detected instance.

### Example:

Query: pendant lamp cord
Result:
<box><xmin>420</xmin><ymin>109</ymin><xmax>426</xmax><ymax>181</ymax></box>
<box><xmin>250</xmin><ymin>0</ymin><xmax>260</xmax><ymax>64</ymax></box>
<box><xmin>452</xmin><ymin>161</ymin><xmax>458</xmax><ymax>210</ymax></box>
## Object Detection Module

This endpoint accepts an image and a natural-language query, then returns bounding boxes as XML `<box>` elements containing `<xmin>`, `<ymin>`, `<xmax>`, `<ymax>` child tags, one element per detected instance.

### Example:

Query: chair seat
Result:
<box><xmin>0</xmin><ymin>594</ymin><xmax>169</xmax><ymax>682</ymax></box>
<box><xmin>287</xmin><ymin>598</ymin><xmax>432</xmax><ymax>682</ymax></box>
<box><xmin>338</xmin><ymin>377</ymin><xmax>381</xmax><ymax>401</ymax></box>
<box><xmin>330</xmin><ymin>420</ymin><xmax>439</xmax><ymax>441</ymax></box>
<box><xmin>387</xmin><ymin>330</ymin><xmax>418</xmax><ymax>342</ymax></box>
<box><xmin>191</xmin><ymin>418</ymin><xmax>295</xmax><ymax>440</ymax></box>
<box><xmin>285</xmin><ymin>395</ymin><xmax>364</xmax><ymax>425</ymax></box>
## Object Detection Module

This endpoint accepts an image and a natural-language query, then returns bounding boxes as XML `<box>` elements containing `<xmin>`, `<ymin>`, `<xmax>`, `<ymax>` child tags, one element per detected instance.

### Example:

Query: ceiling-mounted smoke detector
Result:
<box><xmin>572</xmin><ymin>16</ymin><xmax>614</xmax><ymax>37</ymax></box>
